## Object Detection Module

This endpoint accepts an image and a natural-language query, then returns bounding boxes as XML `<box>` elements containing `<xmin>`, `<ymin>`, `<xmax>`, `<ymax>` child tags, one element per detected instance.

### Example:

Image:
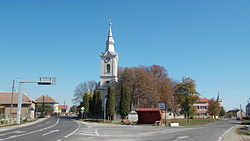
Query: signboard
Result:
<box><xmin>158</xmin><ymin>102</ymin><xmax>166</xmax><ymax>110</ymax></box>
<box><xmin>80</xmin><ymin>110</ymin><xmax>84</xmax><ymax>113</ymax></box>
<box><xmin>38</xmin><ymin>77</ymin><xmax>56</xmax><ymax>85</ymax></box>
<box><xmin>81</xmin><ymin>107</ymin><xmax>85</xmax><ymax>111</ymax></box>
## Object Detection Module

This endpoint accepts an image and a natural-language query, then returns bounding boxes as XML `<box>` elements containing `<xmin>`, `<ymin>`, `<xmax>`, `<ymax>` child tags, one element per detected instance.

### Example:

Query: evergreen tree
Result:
<box><xmin>88</xmin><ymin>91</ymin><xmax>93</xmax><ymax>116</ymax></box>
<box><xmin>120</xmin><ymin>84</ymin><xmax>131</xmax><ymax>122</ymax></box>
<box><xmin>106</xmin><ymin>86</ymin><xmax>116</xmax><ymax>121</ymax></box>
<box><xmin>93</xmin><ymin>90</ymin><xmax>102</xmax><ymax>118</ymax></box>
<box><xmin>82</xmin><ymin>91</ymin><xmax>89</xmax><ymax>118</ymax></box>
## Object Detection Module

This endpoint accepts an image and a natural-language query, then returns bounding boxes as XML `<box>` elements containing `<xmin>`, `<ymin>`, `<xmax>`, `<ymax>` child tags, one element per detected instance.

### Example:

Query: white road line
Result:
<box><xmin>95</xmin><ymin>129</ymin><xmax>100</xmax><ymax>136</ymax></box>
<box><xmin>218</xmin><ymin>126</ymin><xmax>234</xmax><ymax>141</ymax></box>
<box><xmin>172</xmin><ymin>136</ymin><xmax>189</xmax><ymax>141</ymax></box>
<box><xmin>0</xmin><ymin>118</ymin><xmax>60</xmax><ymax>141</ymax></box>
<box><xmin>0</xmin><ymin>131</ymin><xmax>26</xmax><ymax>136</ymax></box>
<box><xmin>64</xmin><ymin>120</ymin><xmax>80</xmax><ymax>138</ymax></box>
<box><xmin>42</xmin><ymin>129</ymin><xmax>59</xmax><ymax>136</ymax></box>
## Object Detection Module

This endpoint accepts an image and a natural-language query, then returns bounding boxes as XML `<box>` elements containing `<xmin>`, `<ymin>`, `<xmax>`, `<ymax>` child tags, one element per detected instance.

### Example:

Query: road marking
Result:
<box><xmin>64</xmin><ymin>120</ymin><xmax>80</xmax><ymax>138</ymax></box>
<box><xmin>42</xmin><ymin>130</ymin><xmax>59</xmax><ymax>136</ymax></box>
<box><xmin>218</xmin><ymin>126</ymin><xmax>234</xmax><ymax>141</ymax></box>
<box><xmin>95</xmin><ymin>129</ymin><xmax>100</xmax><ymax>136</ymax></box>
<box><xmin>0</xmin><ymin>118</ymin><xmax>60</xmax><ymax>141</ymax></box>
<box><xmin>0</xmin><ymin>131</ymin><xmax>26</xmax><ymax>136</ymax></box>
<box><xmin>172</xmin><ymin>136</ymin><xmax>189</xmax><ymax>141</ymax></box>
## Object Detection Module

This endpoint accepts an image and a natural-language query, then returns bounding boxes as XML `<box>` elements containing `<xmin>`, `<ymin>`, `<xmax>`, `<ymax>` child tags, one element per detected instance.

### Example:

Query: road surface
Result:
<box><xmin>0</xmin><ymin>117</ymin><xmax>234</xmax><ymax>141</ymax></box>
<box><xmin>66</xmin><ymin>119</ymin><xmax>234</xmax><ymax>141</ymax></box>
<box><xmin>0</xmin><ymin>117</ymin><xmax>79</xmax><ymax>141</ymax></box>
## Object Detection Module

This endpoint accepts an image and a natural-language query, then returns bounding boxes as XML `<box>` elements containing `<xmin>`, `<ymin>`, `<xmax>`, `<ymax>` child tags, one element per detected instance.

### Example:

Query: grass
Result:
<box><xmin>236</xmin><ymin>126</ymin><xmax>250</xmax><ymax>136</ymax></box>
<box><xmin>167</xmin><ymin>118</ymin><xmax>221</xmax><ymax>126</ymax></box>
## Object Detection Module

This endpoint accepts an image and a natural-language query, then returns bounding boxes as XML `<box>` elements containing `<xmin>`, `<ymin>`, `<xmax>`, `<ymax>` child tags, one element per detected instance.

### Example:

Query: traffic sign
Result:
<box><xmin>81</xmin><ymin>107</ymin><xmax>85</xmax><ymax>110</ymax></box>
<box><xmin>158</xmin><ymin>102</ymin><xmax>166</xmax><ymax>110</ymax></box>
<box><xmin>80</xmin><ymin>110</ymin><xmax>84</xmax><ymax>113</ymax></box>
<box><xmin>38</xmin><ymin>77</ymin><xmax>56</xmax><ymax>85</ymax></box>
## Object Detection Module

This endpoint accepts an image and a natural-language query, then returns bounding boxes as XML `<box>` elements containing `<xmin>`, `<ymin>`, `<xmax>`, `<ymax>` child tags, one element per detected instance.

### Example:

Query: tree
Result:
<box><xmin>73</xmin><ymin>81</ymin><xmax>97</xmax><ymax>105</ymax></box>
<box><xmin>175</xmin><ymin>77</ymin><xmax>199</xmax><ymax>119</ymax></box>
<box><xmin>219</xmin><ymin>106</ymin><xmax>226</xmax><ymax>117</ymax></box>
<box><xmin>82</xmin><ymin>91</ymin><xmax>89</xmax><ymax>118</ymax></box>
<box><xmin>106</xmin><ymin>86</ymin><xmax>116</xmax><ymax>121</ymax></box>
<box><xmin>119</xmin><ymin>84</ymin><xmax>131</xmax><ymax>122</ymax></box>
<box><xmin>93</xmin><ymin>90</ymin><xmax>102</xmax><ymax>118</ymax></box>
<box><xmin>36</xmin><ymin>104</ymin><xmax>54</xmax><ymax>116</ymax></box>
<box><xmin>69</xmin><ymin>105</ymin><xmax>77</xmax><ymax>113</ymax></box>
<box><xmin>117</xmin><ymin>65</ymin><xmax>174</xmax><ymax>109</ymax></box>
<box><xmin>208</xmin><ymin>98</ymin><xmax>221</xmax><ymax>119</ymax></box>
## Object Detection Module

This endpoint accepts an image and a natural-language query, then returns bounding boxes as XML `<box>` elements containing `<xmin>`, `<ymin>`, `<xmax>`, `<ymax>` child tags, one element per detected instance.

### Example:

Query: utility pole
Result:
<box><xmin>9</xmin><ymin>80</ymin><xmax>15</xmax><ymax>124</ymax></box>
<box><xmin>43</xmin><ymin>95</ymin><xmax>45</xmax><ymax>117</ymax></box>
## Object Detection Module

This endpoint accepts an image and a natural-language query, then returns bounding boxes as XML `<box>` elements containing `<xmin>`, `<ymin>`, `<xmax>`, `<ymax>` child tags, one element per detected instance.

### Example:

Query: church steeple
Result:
<box><xmin>105</xmin><ymin>18</ymin><xmax>115</xmax><ymax>53</ymax></box>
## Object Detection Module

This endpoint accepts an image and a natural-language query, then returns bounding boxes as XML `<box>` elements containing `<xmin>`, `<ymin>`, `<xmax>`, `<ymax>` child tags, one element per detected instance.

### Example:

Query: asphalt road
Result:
<box><xmin>66</xmin><ymin>119</ymin><xmax>234</xmax><ymax>141</ymax></box>
<box><xmin>0</xmin><ymin>117</ymin><xmax>79</xmax><ymax>141</ymax></box>
<box><xmin>0</xmin><ymin>118</ymin><xmax>234</xmax><ymax>141</ymax></box>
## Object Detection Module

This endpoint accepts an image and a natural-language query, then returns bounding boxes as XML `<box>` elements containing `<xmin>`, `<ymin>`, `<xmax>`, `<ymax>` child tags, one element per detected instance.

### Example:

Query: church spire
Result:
<box><xmin>106</xmin><ymin>18</ymin><xmax>115</xmax><ymax>52</ymax></box>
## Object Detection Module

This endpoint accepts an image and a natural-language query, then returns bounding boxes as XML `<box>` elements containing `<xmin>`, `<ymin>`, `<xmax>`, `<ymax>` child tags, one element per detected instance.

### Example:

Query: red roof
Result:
<box><xmin>35</xmin><ymin>95</ymin><xmax>58</xmax><ymax>104</ymax></box>
<box><xmin>136</xmin><ymin>108</ymin><xmax>161</xmax><ymax>112</ymax></box>
<box><xmin>197</xmin><ymin>98</ymin><xmax>209</xmax><ymax>103</ymax></box>
<box><xmin>0</xmin><ymin>92</ymin><xmax>34</xmax><ymax>104</ymax></box>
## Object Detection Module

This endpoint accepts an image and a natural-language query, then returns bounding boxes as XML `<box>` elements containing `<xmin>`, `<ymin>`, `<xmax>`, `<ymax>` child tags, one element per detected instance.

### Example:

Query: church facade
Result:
<box><xmin>97</xmin><ymin>20</ymin><xmax>119</xmax><ymax>108</ymax></box>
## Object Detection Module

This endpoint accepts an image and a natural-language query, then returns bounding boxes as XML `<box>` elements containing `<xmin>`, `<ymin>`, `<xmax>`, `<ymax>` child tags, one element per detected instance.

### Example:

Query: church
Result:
<box><xmin>97</xmin><ymin>20</ymin><xmax>119</xmax><ymax>108</ymax></box>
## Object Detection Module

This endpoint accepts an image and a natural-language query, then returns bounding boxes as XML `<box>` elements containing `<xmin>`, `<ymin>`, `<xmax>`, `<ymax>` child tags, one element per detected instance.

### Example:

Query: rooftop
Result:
<box><xmin>35</xmin><ymin>95</ymin><xmax>58</xmax><ymax>104</ymax></box>
<box><xmin>0</xmin><ymin>92</ymin><xmax>34</xmax><ymax>104</ymax></box>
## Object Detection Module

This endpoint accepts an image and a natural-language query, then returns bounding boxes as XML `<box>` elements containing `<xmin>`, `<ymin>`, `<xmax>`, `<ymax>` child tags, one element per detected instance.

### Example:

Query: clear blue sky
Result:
<box><xmin>0</xmin><ymin>0</ymin><xmax>249</xmax><ymax>111</ymax></box>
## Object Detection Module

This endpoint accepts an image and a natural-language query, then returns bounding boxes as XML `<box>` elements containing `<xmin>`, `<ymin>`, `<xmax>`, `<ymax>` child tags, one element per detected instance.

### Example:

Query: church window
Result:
<box><xmin>107</xmin><ymin>64</ymin><xmax>111</xmax><ymax>73</ymax></box>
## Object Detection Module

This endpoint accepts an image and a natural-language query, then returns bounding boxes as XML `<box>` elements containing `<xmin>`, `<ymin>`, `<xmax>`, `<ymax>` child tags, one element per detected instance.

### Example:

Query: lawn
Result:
<box><xmin>236</xmin><ymin>126</ymin><xmax>250</xmax><ymax>136</ymax></box>
<box><xmin>167</xmin><ymin>118</ymin><xmax>221</xmax><ymax>126</ymax></box>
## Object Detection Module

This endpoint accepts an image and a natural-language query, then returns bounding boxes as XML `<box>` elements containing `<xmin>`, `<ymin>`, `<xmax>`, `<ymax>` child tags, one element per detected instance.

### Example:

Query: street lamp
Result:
<box><xmin>16</xmin><ymin>77</ymin><xmax>56</xmax><ymax>124</ymax></box>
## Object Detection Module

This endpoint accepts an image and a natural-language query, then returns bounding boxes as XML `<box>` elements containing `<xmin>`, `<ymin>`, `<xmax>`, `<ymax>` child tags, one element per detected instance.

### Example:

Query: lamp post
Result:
<box><xmin>9</xmin><ymin>80</ymin><xmax>15</xmax><ymax>124</ymax></box>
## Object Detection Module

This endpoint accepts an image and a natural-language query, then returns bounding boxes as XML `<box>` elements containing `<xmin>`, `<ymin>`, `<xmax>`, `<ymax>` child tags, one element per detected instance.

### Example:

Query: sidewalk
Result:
<box><xmin>222</xmin><ymin>125</ymin><xmax>250</xmax><ymax>141</ymax></box>
<box><xmin>0</xmin><ymin>118</ymin><xmax>47</xmax><ymax>132</ymax></box>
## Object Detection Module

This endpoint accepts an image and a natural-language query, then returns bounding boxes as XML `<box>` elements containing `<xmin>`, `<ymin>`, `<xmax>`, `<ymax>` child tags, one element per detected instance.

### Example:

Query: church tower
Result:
<box><xmin>98</xmin><ymin>19</ymin><xmax>119</xmax><ymax>107</ymax></box>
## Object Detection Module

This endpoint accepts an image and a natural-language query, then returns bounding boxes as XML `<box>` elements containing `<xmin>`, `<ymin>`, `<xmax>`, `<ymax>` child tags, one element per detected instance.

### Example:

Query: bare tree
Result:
<box><xmin>72</xmin><ymin>81</ymin><xmax>97</xmax><ymax>105</ymax></box>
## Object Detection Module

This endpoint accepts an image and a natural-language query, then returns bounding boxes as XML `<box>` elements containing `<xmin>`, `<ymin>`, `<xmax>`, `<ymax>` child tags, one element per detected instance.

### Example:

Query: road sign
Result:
<box><xmin>38</xmin><ymin>77</ymin><xmax>56</xmax><ymax>85</ymax></box>
<box><xmin>81</xmin><ymin>107</ymin><xmax>85</xmax><ymax>110</ymax></box>
<box><xmin>80</xmin><ymin>110</ymin><xmax>84</xmax><ymax>113</ymax></box>
<box><xmin>158</xmin><ymin>102</ymin><xmax>166</xmax><ymax>110</ymax></box>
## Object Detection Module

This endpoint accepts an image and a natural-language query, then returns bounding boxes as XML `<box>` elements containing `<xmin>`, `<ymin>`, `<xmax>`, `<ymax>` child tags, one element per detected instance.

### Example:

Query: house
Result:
<box><xmin>0</xmin><ymin>92</ymin><xmax>36</xmax><ymax>123</ymax></box>
<box><xmin>193</xmin><ymin>98</ymin><xmax>209</xmax><ymax>118</ymax></box>
<box><xmin>35</xmin><ymin>95</ymin><xmax>59</xmax><ymax>114</ymax></box>
<box><xmin>57</xmin><ymin>105</ymin><xmax>68</xmax><ymax>116</ymax></box>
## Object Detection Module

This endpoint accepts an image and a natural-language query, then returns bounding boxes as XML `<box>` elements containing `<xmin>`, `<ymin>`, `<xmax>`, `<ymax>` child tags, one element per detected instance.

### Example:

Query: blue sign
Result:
<box><xmin>80</xmin><ymin>110</ymin><xmax>85</xmax><ymax>113</ymax></box>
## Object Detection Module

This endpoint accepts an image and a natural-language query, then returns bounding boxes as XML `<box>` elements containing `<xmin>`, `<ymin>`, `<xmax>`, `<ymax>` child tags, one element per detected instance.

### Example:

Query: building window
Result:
<box><xmin>107</xmin><ymin>64</ymin><xmax>110</xmax><ymax>73</ymax></box>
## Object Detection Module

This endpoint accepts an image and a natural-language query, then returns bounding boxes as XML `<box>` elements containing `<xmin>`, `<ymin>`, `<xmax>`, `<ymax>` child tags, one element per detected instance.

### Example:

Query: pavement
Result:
<box><xmin>1</xmin><ymin>117</ymin><xmax>248</xmax><ymax>141</ymax></box>
<box><xmin>0</xmin><ymin>117</ymin><xmax>79</xmax><ymax>141</ymax></box>
<box><xmin>65</xmin><ymin>119</ymin><xmax>234</xmax><ymax>141</ymax></box>
<box><xmin>0</xmin><ymin>118</ymin><xmax>47</xmax><ymax>132</ymax></box>
<box><xmin>222</xmin><ymin>123</ymin><xmax>250</xmax><ymax>141</ymax></box>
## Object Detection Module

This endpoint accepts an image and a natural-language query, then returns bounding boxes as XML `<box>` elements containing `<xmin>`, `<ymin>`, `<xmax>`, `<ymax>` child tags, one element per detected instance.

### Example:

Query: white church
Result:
<box><xmin>97</xmin><ymin>20</ymin><xmax>119</xmax><ymax>108</ymax></box>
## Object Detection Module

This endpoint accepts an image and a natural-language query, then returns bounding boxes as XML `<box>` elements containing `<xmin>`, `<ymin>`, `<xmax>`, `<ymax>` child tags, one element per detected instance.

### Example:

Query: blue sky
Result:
<box><xmin>0</xmin><ymin>0</ymin><xmax>249</xmax><ymax>111</ymax></box>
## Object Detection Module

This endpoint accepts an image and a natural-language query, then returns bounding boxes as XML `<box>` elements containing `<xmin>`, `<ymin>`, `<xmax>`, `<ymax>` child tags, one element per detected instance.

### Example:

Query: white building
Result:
<box><xmin>97</xmin><ymin>20</ymin><xmax>119</xmax><ymax>108</ymax></box>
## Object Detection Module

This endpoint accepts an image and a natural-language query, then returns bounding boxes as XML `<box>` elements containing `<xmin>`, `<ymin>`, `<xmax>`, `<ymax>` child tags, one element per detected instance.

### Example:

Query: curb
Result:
<box><xmin>0</xmin><ymin>118</ymin><xmax>48</xmax><ymax>132</ymax></box>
